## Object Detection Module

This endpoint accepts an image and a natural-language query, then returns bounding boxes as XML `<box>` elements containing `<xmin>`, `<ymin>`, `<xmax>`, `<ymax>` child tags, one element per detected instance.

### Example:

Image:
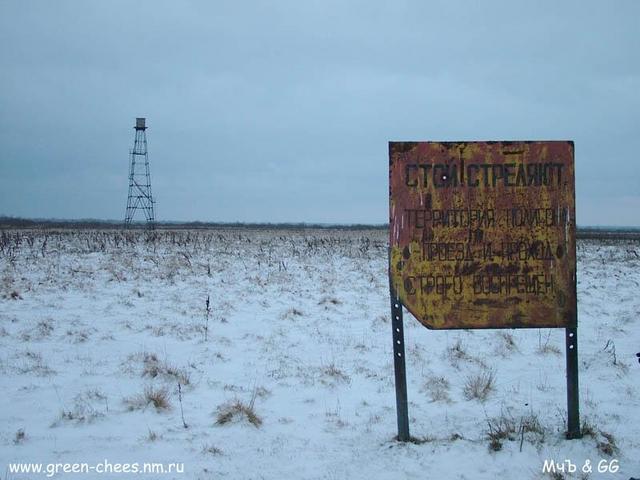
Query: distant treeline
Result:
<box><xmin>1</xmin><ymin>216</ymin><xmax>638</xmax><ymax>239</ymax></box>
<box><xmin>576</xmin><ymin>227</ymin><xmax>640</xmax><ymax>240</ymax></box>
<box><xmin>0</xmin><ymin>216</ymin><xmax>387</xmax><ymax>231</ymax></box>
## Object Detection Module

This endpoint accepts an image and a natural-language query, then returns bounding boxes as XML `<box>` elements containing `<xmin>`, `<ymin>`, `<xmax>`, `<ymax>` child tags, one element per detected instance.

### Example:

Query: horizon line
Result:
<box><xmin>1</xmin><ymin>215</ymin><xmax>639</xmax><ymax>231</ymax></box>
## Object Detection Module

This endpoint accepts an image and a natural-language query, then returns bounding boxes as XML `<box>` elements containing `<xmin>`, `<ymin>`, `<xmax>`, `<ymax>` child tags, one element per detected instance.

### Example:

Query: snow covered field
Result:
<box><xmin>1</xmin><ymin>228</ymin><xmax>639</xmax><ymax>479</ymax></box>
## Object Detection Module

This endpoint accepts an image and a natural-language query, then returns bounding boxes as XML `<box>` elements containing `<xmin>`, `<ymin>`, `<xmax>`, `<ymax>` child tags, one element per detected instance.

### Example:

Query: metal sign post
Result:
<box><xmin>565</xmin><ymin>326</ymin><xmax>581</xmax><ymax>438</ymax></box>
<box><xmin>390</xmin><ymin>282</ymin><xmax>410</xmax><ymax>441</ymax></box>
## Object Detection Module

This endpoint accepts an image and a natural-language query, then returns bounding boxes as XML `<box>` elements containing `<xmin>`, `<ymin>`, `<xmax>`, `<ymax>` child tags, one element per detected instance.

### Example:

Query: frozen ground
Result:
<box><xmin>1</xmin><ymin>229</ymin><xmax>639</xmax><ymax>479</ymax></box>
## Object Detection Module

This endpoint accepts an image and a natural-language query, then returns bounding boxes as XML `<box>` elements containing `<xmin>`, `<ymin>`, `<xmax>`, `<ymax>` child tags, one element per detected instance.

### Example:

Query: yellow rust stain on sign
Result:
<box><xmin>389</xmin><ymin>141</ymin><xmax>577</xmax><ymax>329</ymax></box>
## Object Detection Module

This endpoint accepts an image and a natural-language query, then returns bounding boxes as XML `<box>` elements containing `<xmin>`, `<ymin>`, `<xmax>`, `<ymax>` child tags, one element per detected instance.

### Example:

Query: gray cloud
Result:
<box><xmin>1</xmin><ymin>0</ymin><xmax>638</xmax><ymax>225</ymax></box>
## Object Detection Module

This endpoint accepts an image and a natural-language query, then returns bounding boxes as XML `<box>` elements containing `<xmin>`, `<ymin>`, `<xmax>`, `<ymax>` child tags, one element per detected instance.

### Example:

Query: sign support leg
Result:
<box><xmin>565</xmin><ymin>326</ymin><xmax>581</xmax><ymax>439</ymax></box>
<box><xmin>390</xmin><ymin>285</ymin><xmax>410</xmax><ymax>442</ymax></box>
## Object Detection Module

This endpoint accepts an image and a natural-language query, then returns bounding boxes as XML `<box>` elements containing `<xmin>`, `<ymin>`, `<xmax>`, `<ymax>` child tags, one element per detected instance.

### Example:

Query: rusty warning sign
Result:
<box><xmin>389</xmin><ymin>141</ymin><xmax>577</xmax><ymax>329</ymax></box>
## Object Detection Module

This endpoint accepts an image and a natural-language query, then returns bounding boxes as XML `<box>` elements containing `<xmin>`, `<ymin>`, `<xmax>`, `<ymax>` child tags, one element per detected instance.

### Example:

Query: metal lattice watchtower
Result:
<box><xmin>124</xmin><ymin>117</ymin><xmax>155</xmax><ymax>228</ymax></box>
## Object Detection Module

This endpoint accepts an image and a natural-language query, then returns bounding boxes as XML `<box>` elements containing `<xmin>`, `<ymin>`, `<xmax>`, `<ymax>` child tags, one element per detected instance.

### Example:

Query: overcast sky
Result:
<box><xmin>1</xmin><ymin>0</ymin><xmax>638</xmax><ymax>225</ymax></box>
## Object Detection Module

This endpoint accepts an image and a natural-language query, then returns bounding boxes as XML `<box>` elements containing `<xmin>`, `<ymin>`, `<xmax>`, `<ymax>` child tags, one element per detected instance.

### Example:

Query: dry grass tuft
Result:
<box><xmin>202</xmin><ymin>444</ymin><xmax>223</xmax><ymax>456</ymax></box>
<box><xmin>544</xmin><ymin>471</ymin><xmax>566</xmax><ymax>480</ymax></box>
<box><xmin>141</xmin><ymin>352</ymin><xmax>191</xmax><ymax>385</ymax></box>
<box><xmin>496</xmin><ymin>331</ymin><xmax>519</xmax><ymax>355</ymax></box>
<box><xmin>144</xmin><ymin>386</ymin><xmax>171</xmax><ymax>411</ymax></box>
<box><xmin>124</xmin><ymin>386</ymin><xmax>171</xmax><ymax>412</ymax></box>
<box><xmin>216</xmin><ymin>399</ymin><xmax>262</xmax><ymax>428</ymax></box>
<box><xmin>486</xmin><ymin>411</ymin><xmax>545</xmax><ymax>452</ymax></box>
<box><xmin>21</xmin><ymin>319</ymin><xmax>55</xmax><ymax>341</ymax></box>
<box><xmin>322</xmin><ymin>362</ymin><xmax>350</xmax><ymax>384</ymax></box>
<box><xmin>53</xmin><ymin>404</ymin><xmax>105</xmax><ymax>426</ymax></box>
<box><xmin>445</xmin><ymin>338</ymin><xmax>487</xmax><ymax>368</ymax></box>
<box><xmin>581</xmin><ymin>420</ymin><xmax>619</xmax><ymax>456</ymax></box>
<box><xmin>13</xmin><ymin>428</ymin><xmax>26</xmax><ymax>444</ymax></box>
<box><xmin>318</xmin><ymin>296</ymin><xmax>342</xmax><ymax>306</ymax></box>
<box><xmin>463</xmin><ymin>369</ymin><xmax>496</xmax><ymax>401</ymax></box>
<box><xmin>537</xmin><ymin>343</ymin><xmax>562</xmax><ymax>355</ymax></box>
<box><xmin>422</xmin><ymin>375</ymin><xmax>451</xmax><ymax>403</ymax></box>
<box><xmin>445</xmin><ymin>339</ymin><xmax>467</xmax><ymax>364</ymax></box>
<box><xmin>596</xmin><ymin>431</ymin><xmax>619</xmax><ymax>456</ymax></box>
<box><xmin>537</xmin><ymin>330</ymin><xmax>562</xmax><ymax>355</ymax></box>
<box><xmin>15</xmin><ymin>350</ymin><xmax>55</xmax><ymax>376</ymax></box>
<box><xmin>281</xmin><ymin>307</ymin><xmax>304</xmax><ymax>320</ymax></box>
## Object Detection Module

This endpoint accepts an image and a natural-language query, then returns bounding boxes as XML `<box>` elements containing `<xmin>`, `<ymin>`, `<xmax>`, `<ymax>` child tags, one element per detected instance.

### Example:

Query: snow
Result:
<box><xmin>1</xmin><ymin>229</ymin><xmax>639</xmax><ymax>479</ymax></box>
